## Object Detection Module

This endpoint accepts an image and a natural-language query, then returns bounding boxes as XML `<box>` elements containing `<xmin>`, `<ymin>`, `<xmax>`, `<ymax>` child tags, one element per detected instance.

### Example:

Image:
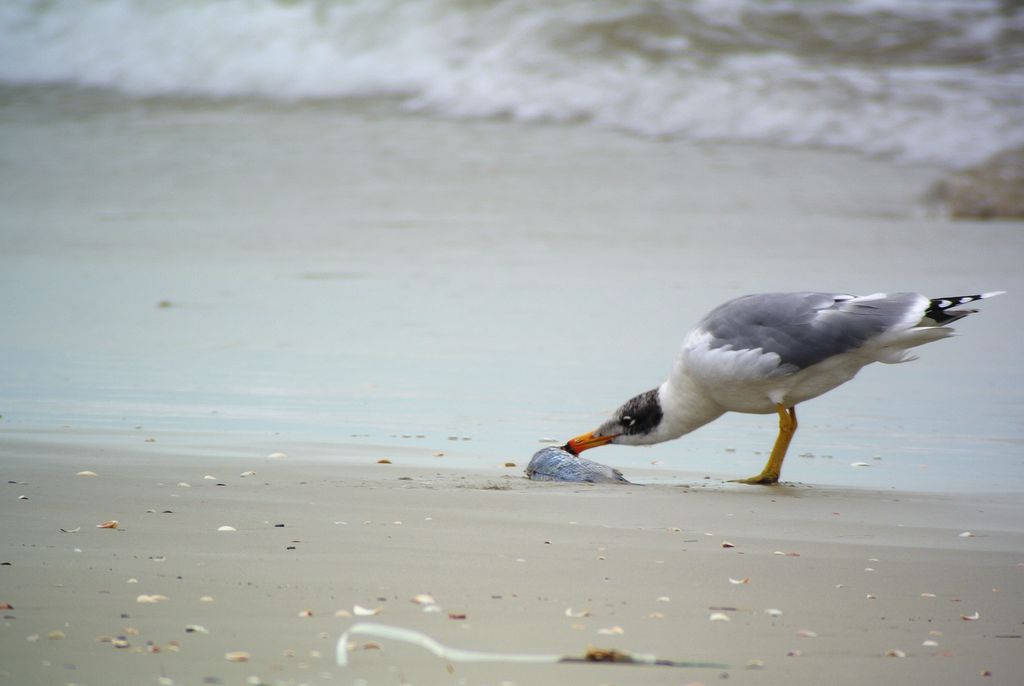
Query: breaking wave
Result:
<box><xmin>2</xmin><ymin>0</ymin><xmax>1022</xmax><ymax>167</ymax></box>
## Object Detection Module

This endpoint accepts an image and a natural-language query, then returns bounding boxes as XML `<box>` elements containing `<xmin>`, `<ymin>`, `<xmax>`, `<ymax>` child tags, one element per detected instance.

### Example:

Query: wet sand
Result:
<box><xmin>2</xmin><ymin>436</ymin><xmax>1022</xmax><ymax>686</ymax></box>
<box><xmin>2</xmin><ymin>91</ymin><xmax>1022</xmax><ymax>492</ymax></box>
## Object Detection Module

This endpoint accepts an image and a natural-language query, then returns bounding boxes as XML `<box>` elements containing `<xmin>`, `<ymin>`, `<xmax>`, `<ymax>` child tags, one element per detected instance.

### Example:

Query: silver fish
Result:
<box><xmin>525</xmin><ymin>446</ymin><xmax>631</xmax><ymax>484</ymax></box>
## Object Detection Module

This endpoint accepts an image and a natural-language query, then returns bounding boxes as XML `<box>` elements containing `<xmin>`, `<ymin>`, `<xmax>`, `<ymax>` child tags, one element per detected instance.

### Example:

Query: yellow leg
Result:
<box><xmin>731</xmin><ymin>405</ymin><xmax>797</xmax><ymax>485</ymax></box>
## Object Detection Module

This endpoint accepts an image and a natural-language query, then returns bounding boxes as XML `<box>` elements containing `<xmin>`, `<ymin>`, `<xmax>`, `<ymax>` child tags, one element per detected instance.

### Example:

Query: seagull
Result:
<box><xmin>563</xmin><ymin>291</ymin><xmax>1003</xmax><ymax>484</ymax></box>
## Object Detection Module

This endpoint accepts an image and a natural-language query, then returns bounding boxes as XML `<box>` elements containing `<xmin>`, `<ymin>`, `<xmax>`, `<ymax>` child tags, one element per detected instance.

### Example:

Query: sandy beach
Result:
<box><xmin>2</xmin><ymin>435</ymin><xmax>1022</xmax><ymax>686</ymax></box>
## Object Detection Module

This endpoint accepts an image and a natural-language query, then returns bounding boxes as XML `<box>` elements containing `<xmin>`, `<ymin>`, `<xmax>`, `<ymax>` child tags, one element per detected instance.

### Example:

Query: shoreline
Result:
<box><xmin>2</xmin><ymin>436</ymin><xmax>1022</xmax><ymax>685</ymax></box>
<box><xmin>3</xmin><ymin>426</ymin><xmax>1021</xmax><ymax>497</ymax></box>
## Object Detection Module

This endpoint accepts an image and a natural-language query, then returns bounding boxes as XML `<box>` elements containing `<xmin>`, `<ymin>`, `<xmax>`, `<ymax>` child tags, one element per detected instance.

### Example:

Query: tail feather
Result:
<box><xmin>922</xmin><ymin>291</ymin><xmax>1004</xmax><ymax>325</ymax></box>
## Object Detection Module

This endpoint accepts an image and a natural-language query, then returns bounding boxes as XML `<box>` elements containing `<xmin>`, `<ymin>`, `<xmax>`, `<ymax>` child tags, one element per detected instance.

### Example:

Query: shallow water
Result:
<box><xmin>1</xmin><ymin>89</ymin><xmax>1022</xmax><ymax>492</ymax></box>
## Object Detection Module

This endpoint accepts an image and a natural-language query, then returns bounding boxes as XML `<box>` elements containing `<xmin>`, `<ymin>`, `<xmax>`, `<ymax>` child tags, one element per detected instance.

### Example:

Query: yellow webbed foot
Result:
<box><xmin>729</xmin><ymin>472</ymin><xmax>780</xmax><ymax>485</ymax></box>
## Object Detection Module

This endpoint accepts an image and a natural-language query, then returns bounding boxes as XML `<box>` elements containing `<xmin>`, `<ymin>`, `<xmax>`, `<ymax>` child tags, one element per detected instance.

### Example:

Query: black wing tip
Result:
<box><xmin>924</xmin><ymin>291</ymin><xmax>1004</xmax><ymax>324</ymax></box>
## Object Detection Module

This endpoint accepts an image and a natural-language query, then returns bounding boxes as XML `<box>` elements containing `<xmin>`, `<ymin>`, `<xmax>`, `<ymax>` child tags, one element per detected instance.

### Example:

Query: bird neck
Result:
<box><xmin>656</xmin><ymin>372</ymin><xmax>725</xmax><ymax>440</ymax></box>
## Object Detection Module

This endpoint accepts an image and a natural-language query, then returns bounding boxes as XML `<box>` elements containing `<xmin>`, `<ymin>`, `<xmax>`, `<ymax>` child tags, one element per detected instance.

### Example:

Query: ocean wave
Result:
<box><xmin>2</xmin><ymin>0</ymin><xmax>1022</xmax><ymax>167</ymax></box>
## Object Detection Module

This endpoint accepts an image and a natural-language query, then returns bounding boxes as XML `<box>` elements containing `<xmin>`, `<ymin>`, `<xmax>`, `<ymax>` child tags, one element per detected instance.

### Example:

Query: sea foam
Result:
<box><xmin>2</xmin><ymin>0</ymin><xmax>1021</xmax><ymax>168</ymax></box>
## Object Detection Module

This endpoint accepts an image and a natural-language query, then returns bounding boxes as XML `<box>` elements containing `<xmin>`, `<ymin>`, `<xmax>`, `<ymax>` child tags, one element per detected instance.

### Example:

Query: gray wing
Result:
<box><xmin>698</xmin><ymin>292</ymin><xmax>925</xmax><ymax>370</ymax></box>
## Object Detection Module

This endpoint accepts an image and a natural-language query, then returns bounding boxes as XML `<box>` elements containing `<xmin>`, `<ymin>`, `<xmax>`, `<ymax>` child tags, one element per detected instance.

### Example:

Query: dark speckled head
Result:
<box><xmin>566</xmin><ymin>386</ymin><xmax>664</xmax><ymax>454</ymax></box>
<box><xmin>610</xmin><ymin>387</ymin><xmax>663</xmax><ymax>437</ymax></box>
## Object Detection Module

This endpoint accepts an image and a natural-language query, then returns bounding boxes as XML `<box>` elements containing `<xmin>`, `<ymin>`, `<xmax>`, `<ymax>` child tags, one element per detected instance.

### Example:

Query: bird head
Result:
<box><xmin>563</xmin><ymin>387</ymin><xmax>664</xmax><ymax>455</ymax></box>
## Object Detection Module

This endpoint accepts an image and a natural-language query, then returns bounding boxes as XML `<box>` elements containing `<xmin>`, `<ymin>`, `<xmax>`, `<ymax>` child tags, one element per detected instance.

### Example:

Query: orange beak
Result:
<box><xmin>563</xmin><ymin>430</ymin><xmax>616</xmax><ymax>455</ymax></box>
